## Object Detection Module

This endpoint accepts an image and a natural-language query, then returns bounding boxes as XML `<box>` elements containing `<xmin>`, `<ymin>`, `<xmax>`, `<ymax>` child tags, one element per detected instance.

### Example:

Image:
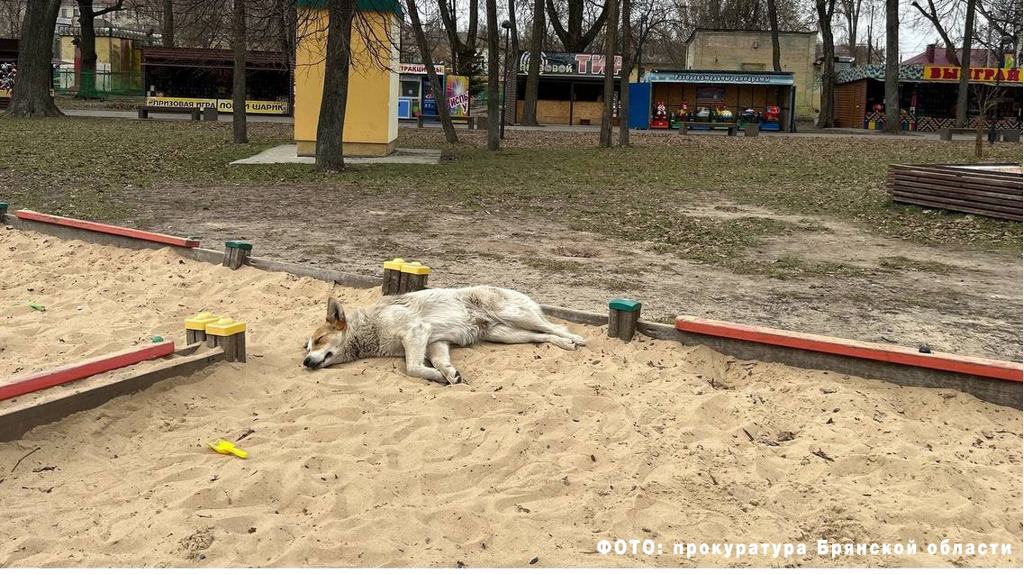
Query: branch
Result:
<box><xmin>93</xmin><ymin>0</ymin><xmax>126</xmax><ymax>17</ymax></box>
<box><xmin>910</xmin><ymin>0</ymin><xmax>961</xmax><ymax>66</ymax></box>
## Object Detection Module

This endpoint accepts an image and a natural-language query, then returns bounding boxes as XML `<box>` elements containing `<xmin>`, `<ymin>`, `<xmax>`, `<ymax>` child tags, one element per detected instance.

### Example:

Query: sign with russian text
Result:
<box><xmin>145</xmin><ymin>96</ymin><xmax>289</xmax><ymax>115</ymax></box>
<box><xmin>445</xmin><ymin>75</ymin><xmax>469</xmax><ymax>117</ymax></box>
<box><xmin>399</xmin><ymin>63</ymin><xmax>445</xmax><ymax>75</ymax></box>
<box><xmin>923</xmin><ymin>66</ymin><xmax>1022</xmax><ymax>83</ymax></box>
<box><xmin>518</xmin><ymin>52</ymin><xmax>622</xmax><ymax>76</ymax></box>
<box><xmin>646</xmin><ymin>71</ymin><xmax>794</xmax><ymax>86</ymax></box>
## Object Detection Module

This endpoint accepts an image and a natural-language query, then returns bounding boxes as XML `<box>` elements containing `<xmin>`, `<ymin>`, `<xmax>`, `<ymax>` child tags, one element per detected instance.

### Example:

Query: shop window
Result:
<box><xmin>573</xmin><ymin>82</ymin><xmax>603</xmax><ymax>101</ymax></box>
<box><xmin>400</xmin><ymin>79</ymin><xmax>420</xmax><ymax>99</ymax></box>
<box><xmin>537</xmin><ymin>81</ymin><xmax>571</xmax><ymax>100</ymax></box>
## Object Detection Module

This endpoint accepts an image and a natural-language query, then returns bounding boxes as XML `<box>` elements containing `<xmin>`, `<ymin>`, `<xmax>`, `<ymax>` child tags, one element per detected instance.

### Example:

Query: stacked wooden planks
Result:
<box><xmin>887</xmin><ymin>163</ymin><xmax>1023</xmax><ymax>221</ymax></box>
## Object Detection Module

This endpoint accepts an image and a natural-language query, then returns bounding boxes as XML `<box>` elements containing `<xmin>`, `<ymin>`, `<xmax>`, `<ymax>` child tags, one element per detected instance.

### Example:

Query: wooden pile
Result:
<box><xmin>887</xmin><ymin>163</ymin><xmax>1023</xmax><ymax>221</ymax></box>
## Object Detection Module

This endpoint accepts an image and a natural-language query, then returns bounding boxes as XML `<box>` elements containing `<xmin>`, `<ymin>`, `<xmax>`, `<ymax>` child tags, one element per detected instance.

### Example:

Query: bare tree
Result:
<box><xmin>405</xmin><ymin>0</ymin><xmax>458</xmax><ymax>143</ymax></box>
<box><xmin>970</xmin><ymin>83</ymin><xmax>1004</xmax><ymax>157</ymax></box>
<box><xmin>911</xmin><ymin>0</ymin><xmax>961</xmax><ymax>65</ymax></box>
<box><xmin>163</xmin><ymin>0</ymin><xmax>175</xmax><ymax>46</ymax></box>
<box><xmin>0</xmin><ymin>0</ymin><xmax>24</xmax><ymax>37</ymax></box>
<box><xmin>520</xmin><ymin>0</ymin><xmax>544</xmax><ymax>125</ymax></box>
<box><xmin>954</xmin><ymin>0</ymin><xmax>977</xmax><ymax>127</ymax></box>
<box><xmin>547</xmin><ymin>0</ymin><xmax>609</xmax><ymax>52</ymax></box>
<box><xmin>767</xmin><ymin>0</ymin><xmax>782</xmax><ymax>71</ymax></box>
<box><xmin>315</xmin><ymin>0</ymin><xmax>357</xmax><ymax>171</ymax></box>
<box><xmin>816</xmin><ymin>0</ymin><xmax>837</xmax><ymax>128</ymax></box>
<box><xmin>437</xmin><ymin>0</ymin><xmax>480</xmax><ymax>76</ymax></box>
<box><xmin>599</xmin><ymin>0</ymin><xmax>618</xmax><ymax>147</ymax></box>
<box><xmin>617</xmin><ymin>0</ymin><xmax>631</xmax><ymax>145</ymax></box>
<box><xmin>486</xmin><ymin>0</ymin><xmax>500</xmax><ymax>150</ymax></box>
<box><xmin>6</xmin><ymin>0</ymin><xmax>62</xmax><ymax>117</ymax></box>
<box><xmin>76</xmin><ymin>0</ymin><xmax>127</xmax><ymax>98</ymax></box>
<box><xmin>838</xmin><ymin>0</ymin><xmax>863</xmax><ymax>55</ymax></box>
<box><xmin>233</xmin><ymin>0</ymin><xmax>247</xmax><ymax>143</ymax></box>
<box><xmin>883</xmin><ymin>0</ymin><xmax>899</xmax><ymax>133</ymax></box>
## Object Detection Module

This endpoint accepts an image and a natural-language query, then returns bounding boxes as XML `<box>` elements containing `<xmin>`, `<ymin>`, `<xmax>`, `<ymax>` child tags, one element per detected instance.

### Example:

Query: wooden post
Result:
<box><xmin>203</xmin><ymin>106</ymin><xmax>218</xmax><ymax>122</ymax></box>
<box><xmin>401</xmin><ymin>261</ymin><xmax>430</xmax><ymax>293</ymax></box>
<box><xmin>184</xmin><ymin>311</ymin><xmax>219</xmax><ymax>345</ymax></box>
<box><xmin>222</xmin><ymin>241</ymin><xmax>253</xmax><ymax>270</ymax></box>
<box><xmin>608</xmin><ymin>298</ymin><xmax>642</xmax><ymax>342</ymax></box>
<box><xmin>744</xmin><ymin>123</ymin><xmax>759</xmax><ymax>137</ymax></box>
<box><xmin>205</xmin><ymin>317</ymin><xmax>247</xmax><ymax>362</ymax></box>
<box><xmin>382</xmin><ymin>258</ymin><xmax>406</xmax><ymax>295</ymax></box>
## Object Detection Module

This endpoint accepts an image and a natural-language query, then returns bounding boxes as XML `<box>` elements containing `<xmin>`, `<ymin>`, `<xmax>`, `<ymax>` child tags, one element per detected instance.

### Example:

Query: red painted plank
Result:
<box><xmin>15</xmin><ymin>210</ymin><xmax>200</xmax><ymax>248</ymax></box>
<box><xmin>674</xmin><ymin>315</ymin><xmax>1023</xmax><ymax>383</ymax></box>
<box><xmin>0</xmin><ymin>342</ymin><xmax>176</xmax><ymax>402</ymax></box>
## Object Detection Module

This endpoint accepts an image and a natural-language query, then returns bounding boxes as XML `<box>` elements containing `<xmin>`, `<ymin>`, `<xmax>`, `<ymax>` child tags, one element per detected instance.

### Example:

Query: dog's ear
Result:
<box><xmin>326</xmin><ymin>297</ymin><xmax>346</xmax><ymax>330</ymax></box>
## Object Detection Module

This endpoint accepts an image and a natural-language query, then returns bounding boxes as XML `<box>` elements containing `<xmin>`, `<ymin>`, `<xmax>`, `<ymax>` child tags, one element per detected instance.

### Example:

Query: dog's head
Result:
<box><xmin>302</xmin><ymin>297</ymin><xmax>349</xmax><ymax>369</ymax></box>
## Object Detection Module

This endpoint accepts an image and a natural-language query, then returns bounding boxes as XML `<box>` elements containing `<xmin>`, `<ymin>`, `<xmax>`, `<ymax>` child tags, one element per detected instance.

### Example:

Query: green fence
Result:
<box><xmin>53</xmin><ymin>69</ymin><xmax>145</xmax><ymax>97</ymax></box>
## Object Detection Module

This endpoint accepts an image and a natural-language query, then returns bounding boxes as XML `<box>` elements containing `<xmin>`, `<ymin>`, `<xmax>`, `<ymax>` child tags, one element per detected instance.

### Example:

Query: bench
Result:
<box><xmin>138</xmin><ymin>106</ymin><xmax>214</xmax><ymax>121</ymax></box>
<box><xmin>680</xmin><ymin>121</ymin><xmax>736</xmax><ymax>136</ymax></box>
<box><xmin>939</xmin><ymin>127</ymin><xmax>977</xmax><ymax>140</ymax></box>
<box><xmin>1002</xmin><ymin>129</ymin><xmax>1021</xmax><ymax>143</ymax></box>
<box><xmin>416</xmin><ymin>114</ymin><xmax>480</xmax><ymax>129</ymax></box>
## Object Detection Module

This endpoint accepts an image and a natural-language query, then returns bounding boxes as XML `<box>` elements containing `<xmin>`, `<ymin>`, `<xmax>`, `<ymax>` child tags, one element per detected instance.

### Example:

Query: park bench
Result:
<box><xmin>138</xmin><ymin>105</ymin><xmax>217</xmax><ymax>121</ymax></box>
<box><xmin>679</xmin><ymin>121</ymin><xmax>736</xmax><ymax>136</ymax></box>
<box><xmin>416</xmin><ymin>114</ymin><xmax>481</xmax><ymax>129</ymax></box>
<box><xmin>938</xmin><ymin>127</ymin><xmax>976</xmax><ymax>140</ymax></box>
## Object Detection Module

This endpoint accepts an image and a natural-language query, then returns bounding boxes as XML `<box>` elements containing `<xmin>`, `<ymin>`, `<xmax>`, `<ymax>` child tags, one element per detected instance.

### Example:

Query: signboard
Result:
<box><xmin>399</xmin><ymin>62</ymin><xmax>445</xmax><ymax>75</ymax></box>
<box><xmin>145</xmin><ymin>96</ymin><xmax>289</xmax><ymax>115</ymax></box>
<box><xmin>518</xmin><ymin>52</ymin><xmax>622</xmax><ymax>77</ymax></box>
<box><xmin>646</xmin><ymin>71</ymin><xmax>794</xmax><ymax>86</ymax></box>
<box><xmin>446</xmin><ymin>74</ymin><xmax>469</xmax><ymax>117</ymax></box>
<box><xmin>696</xmin><ymin>86</ymin><xmax>726</xmax><ymax>105</ymax></box>
<box><xmin>923</xmin><ymin>65</ymin><xmax>1022</xmax><ymax>84</ymax></box>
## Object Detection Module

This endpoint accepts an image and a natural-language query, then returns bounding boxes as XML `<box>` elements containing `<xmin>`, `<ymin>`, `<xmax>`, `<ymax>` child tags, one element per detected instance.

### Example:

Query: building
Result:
<box><xmin>833</xmin><ymin>63</ymin><xmax>1022</xmax><ymax>132</ymax></box>
<box><xmin>902</xmin><ymin>44</ymin><xmax>990</xmax><ymax>67</ymax></box>
<box><xmin>512</xmin><ymin>51</ymin><xmax>626</xmax><ymax>125</ymax></box>
<box><xmin>398</xmin><ymin>62</ymin><xmax>445</xmax><ymax>119</ymax></box>
<box><xmin>682</xmin><ymin>29</ymin><xmax>817</xmax><ymax>120</ymax></box>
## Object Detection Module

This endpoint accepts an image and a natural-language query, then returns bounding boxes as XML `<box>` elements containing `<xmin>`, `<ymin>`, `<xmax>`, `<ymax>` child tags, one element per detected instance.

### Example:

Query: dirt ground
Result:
<box><xmin>120</xmin><ymin>184</ymin><xmax>1023</xmax><ymax>363</ymax></box>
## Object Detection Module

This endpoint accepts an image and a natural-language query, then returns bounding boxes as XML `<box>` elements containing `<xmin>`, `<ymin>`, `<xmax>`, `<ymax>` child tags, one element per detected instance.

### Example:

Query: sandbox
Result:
<box><xmin>0</xmin><ymin>227</ymin><xmax>1021</xmax><ymax>567</ymax></box>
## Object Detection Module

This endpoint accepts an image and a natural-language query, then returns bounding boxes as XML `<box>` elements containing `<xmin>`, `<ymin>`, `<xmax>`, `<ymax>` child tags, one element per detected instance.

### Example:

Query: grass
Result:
<box><xmin>1</xmin><ymin>116</ymin><xmax>1020</xmax><ymax>280</ymax></box>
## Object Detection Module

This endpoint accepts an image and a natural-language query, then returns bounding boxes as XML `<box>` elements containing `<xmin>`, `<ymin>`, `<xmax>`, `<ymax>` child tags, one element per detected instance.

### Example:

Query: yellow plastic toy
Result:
<box><xmin>208</xmin><ymin>439</ymin><xmax>248</xmax><ymax>459</ymax></box>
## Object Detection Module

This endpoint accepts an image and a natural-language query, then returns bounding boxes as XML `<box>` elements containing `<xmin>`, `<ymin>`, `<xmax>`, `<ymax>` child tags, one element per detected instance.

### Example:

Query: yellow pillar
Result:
<box><xmin>294</xmin><ymin>0</ymin><xmax>401</xmax><ymax>157</ymax></box>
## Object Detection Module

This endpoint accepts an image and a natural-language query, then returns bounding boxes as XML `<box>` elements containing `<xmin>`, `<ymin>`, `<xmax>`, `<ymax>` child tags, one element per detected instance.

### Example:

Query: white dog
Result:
<box><xmin>303</xmin><ymin>286</ymin><xmax>586</xmax><ymax>384</ymax></box>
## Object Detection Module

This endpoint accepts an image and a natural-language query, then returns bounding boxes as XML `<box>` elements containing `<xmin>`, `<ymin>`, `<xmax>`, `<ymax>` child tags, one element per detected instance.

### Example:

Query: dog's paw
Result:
<box><xmin>551</xmin><ymin>337</ymin><xmax>580</xmax><ymax>351</ymax></box>
<box><xmin>444</xmin><ymin>370</ymin><xmax>464</xmax><ymax>385</ymax></box>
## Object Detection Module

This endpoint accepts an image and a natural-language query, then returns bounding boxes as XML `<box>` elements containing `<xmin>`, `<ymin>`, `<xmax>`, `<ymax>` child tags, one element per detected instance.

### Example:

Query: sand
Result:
<box><xmin>0</xmin><ymin>227</ymin><xmax>1021</xmax><ymax>567</ymax></box>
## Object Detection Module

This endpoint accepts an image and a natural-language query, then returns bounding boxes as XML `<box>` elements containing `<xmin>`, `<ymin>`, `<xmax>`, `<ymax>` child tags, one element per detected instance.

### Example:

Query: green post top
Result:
<box><xmin>225</xmin><ymin>240</ymin><xmax>253</xmax><ymax>250</ymax></box>
<box><xmin>298</xmin><ymin>0</ymin><xmax>404</xmax><ymax>16</ymax></box>
<box><xmin>609</xmin><ymin>298</ymin><xmax>642</xmax><ymax>312</ymax></box>
<box><xmin>0</xmin><ymin>201</ymin><xmax>8</xmax><ymax>208</ymax></box>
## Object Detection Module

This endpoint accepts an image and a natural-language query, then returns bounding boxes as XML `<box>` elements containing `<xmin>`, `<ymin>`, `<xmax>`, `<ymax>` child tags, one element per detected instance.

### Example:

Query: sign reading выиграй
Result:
<box><xmin>923</xmin><ymin>65</ymin><xmax>1022</xmax><ymax>83</ymax></box>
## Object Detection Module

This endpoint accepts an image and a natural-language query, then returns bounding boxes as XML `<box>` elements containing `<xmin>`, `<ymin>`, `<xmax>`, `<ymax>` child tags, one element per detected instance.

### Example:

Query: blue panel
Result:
<box><xmin>629</xmin><ymin>83</ymin><xmax>650</xmax><ymax>129</ymax></box>
<box><xmin>398</xmin><ymin>98</ymin><xmax>411</xmax><ymax>119</ymax></box>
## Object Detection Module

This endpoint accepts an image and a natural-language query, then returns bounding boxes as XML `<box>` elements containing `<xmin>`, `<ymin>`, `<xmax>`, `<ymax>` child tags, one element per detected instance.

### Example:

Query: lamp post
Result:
<box><xmin>988</xmin><ymin>34</ymin><xmax>1013</xmax><ymax>144</ymax></box>
<box><xmin>500</xmin><ymin>19</ymin><xmax>512</xmax><ymax>139</ymax></box>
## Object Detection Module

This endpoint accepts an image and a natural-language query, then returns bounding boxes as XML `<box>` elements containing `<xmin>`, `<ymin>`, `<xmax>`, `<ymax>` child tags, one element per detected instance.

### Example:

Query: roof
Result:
<box><xmin>684</xmin><ymin>28</ymin><xmax>815</xmax><ymax>45</ymax></box>
<box><xmin>902</xmin><ymin>44</ymin><xmax>990</xmax><ymax>66</ymax></box>
<box><xmin>142</xmin><ymin>47</ymin><xmax>288</xmax><ymax>71</ymax></box>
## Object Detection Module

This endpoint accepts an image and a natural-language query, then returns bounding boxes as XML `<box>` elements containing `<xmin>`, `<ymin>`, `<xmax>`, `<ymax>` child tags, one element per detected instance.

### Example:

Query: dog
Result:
<box><xmin>302</xmin><ymin>286</ymin><xmax>586</xmax><ymax>384</ymax></box>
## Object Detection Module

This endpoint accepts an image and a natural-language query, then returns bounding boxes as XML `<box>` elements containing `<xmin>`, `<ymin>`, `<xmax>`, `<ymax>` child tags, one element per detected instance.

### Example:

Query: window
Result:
<box><xmin>400</xmin><ymin>79</ymin><xmax>420</xmax><ymax>99</ymax></box>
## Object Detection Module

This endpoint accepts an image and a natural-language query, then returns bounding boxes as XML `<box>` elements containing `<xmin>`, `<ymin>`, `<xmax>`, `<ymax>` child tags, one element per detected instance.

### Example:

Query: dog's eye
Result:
<box><xmin>315</xmin><ymin>336</ymin><xmax>324</xmax><ymax>345</ymax></box>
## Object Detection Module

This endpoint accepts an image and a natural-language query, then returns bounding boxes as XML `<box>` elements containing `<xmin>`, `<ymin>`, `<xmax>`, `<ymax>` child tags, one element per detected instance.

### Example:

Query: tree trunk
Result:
<box><xmin>617</xmin><ymin>0</ymin><xmax>630</xmax><ymax>146</ymax></box>
<box><xmin>547</xmin><ymin>0</ymin><xmax>609</xmax><ymax>52</ymax></box>
<box><xmin>816</xmin><ymin>0</ymin><xmax>836</xmax><ymax>128</ymax></box>
<box><xmin>78</xmin><ymin>1</ymin><xmax>98</xmax><ymax>98</ymax></box>
<box><xmin>162</xmin><ymin>0</ymin><xmax>175</xmax><ymax>47</ymax></box>
<box><xmin>485</xmin><ymin>0</ymin><xmax>500</xmax><ymax>150</ymax></box>
<box><xmin>232</xmin><ymin>0</ymin><xmax>247</xmax><ymax>144</ymax></box>
<box><xmin>6</xmin><ymin>0</ymin><xmax>62</xmax><ymax>117</ymax></box>
<box><xmin>315</xmin><ymin>0</ymin><xmax>356</xmax><ymax>172</ymax></box>
<box><xmin>599</xmin><ymin>0</ymin><xmax>618</xmax><ymax>147</ymax></box>
<box><xmin>955</xmin><ymin>0</ymin><xmax>977</xmax><ymax>128</ymax></box>
<box><xmin>520</xmin><ymin>0</ymin><xmax>544</xmax><ymax>126</ymax></box>
<box><xmin>768</xmin><ymin>0</ymin><xmax>781</xmax><ymax>71</ymax></box>
<box><xmin>405</xmin><ymin>0</ymin><xmax>457</xmax><ymax>143</ymax></box>
<box><xmin>883</xmin><ymin>0</ymin><xmax>899</xmax><ymax>134</ymax></box>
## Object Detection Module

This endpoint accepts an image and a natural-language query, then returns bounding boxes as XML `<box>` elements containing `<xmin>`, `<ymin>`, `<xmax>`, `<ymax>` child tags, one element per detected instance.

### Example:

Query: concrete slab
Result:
<box><xmin>230</xmin><ymin>144</ymin><xmax>441</xmax><ymax>165</ymax></box>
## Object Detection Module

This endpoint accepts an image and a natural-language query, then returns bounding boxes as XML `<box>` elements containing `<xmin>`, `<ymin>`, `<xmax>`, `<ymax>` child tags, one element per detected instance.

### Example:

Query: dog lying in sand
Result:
<box><xmin>303</xmin><ymin>286</ymin><xmax>586</xmax><ymax>384</ymax></box>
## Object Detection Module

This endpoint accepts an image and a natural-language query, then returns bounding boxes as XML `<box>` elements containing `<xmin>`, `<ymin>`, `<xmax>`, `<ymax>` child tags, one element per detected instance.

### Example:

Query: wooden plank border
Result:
<box><xmin>0</xmin><ymin>346</ymin><xmax>225</xmax><ymax>442</ymax></box>
<box><xmin>14</xmin><ymin>210</ymin><xmax>201</xmax><ymax>248</ymax></box>
<box><xmin>0</xmin><ymin>342</ymin><xmax>176</xmax><ymax>402</ymax></box>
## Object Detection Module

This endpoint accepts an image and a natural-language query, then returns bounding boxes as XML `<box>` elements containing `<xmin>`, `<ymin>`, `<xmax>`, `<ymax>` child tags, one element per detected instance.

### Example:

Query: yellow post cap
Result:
<box><xmin>383</xmin><ymin>258</ymin><xmax>406</xmax><ymax>270</ymax></box>
<box><xmin>205</xmin><ymin>317</ymin><xmax>246</xmax><ymax>336</ymax></box>
<box><xmin>185</xmin><ymin>311</ymin><xmax>220</xmax><ymax>330</ymax></box>
<box><xmin>400</xmin><ymin>262</ymin><xmax>431</xmax><ymax>275</ymax></box>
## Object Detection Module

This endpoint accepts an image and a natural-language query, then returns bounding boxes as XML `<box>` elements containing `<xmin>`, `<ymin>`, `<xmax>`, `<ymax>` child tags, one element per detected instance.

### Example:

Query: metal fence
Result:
<box><xmin>52</xmin><ymin>69</ymin><xmax>145</xmax><ymax>97</ymax></box>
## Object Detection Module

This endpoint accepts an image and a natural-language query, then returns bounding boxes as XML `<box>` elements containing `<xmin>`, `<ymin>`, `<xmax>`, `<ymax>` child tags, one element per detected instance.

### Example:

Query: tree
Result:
<box><xmin>617</xmin><ymin>0</ymin><xmax>631</xmax><ymax>146</ymax></box>
<box><xmin>520</xmin><ymin>0</ymin><xmax>544</xmax><ymax>126</ymax></box>
<box><xmin>546</xmin><ymin>0</ymin><xmax>609</xmax><ymax>52</ymax></box>
<box><xmin>954</xmin><ymin>0</ymin><xmax>977</xmax><ymax>127</ymax></box>
<box><xmin>816</xmin><ymin>0</ymin><xmax>837</xmax><ymax>128</ymax></box>
<box><xmin>838</xmin><ymin>0</ymin><xmax>863</xmax><ymax>55</ymax></box>
<box><xmin>767</xmin><ymin>0</ymin><xmax>781</xmax><ymax>71</ymax></box>
<box><xmin>163</xmin><ymin>0</ymin><xmax>175</xmax><ymax>47</ymax></box>
<box><xmin>883</xmin><ymin>0</ymin><xmax>899</xmax><ymax>133</ymax></box>
<box><xmin>6</xmin><ymin>0</ymin><xmax>62</xmax><ymax>117</ymax></box>
<box><xmin>315</xmin><ymin>0</ymin><xmax>357</xmax><ymax>171</ymax></box>
<box><xmin>485</xmin><ymin>0</ymin><xmax>500</xmax><ymax>150</ymax></box>
<box><xmin>910</xmin><ymin>0</ymin><xmax>961</xmax><ymax>65</ymax></box>
<box><xmin>599</xmin><ymin>0</ymin><xmax>618</xmax><ymax>147</ymax></box>
<box><xmin>232</xmin><ymin>0</ymin><xmax>248</xmax><ymax>144</ymax></box>
<box><xmin>76</xmin><ymin>1</ymin><xmax>126</xmax><ymax>98</ymax></box>
<box><xmin>405</xmin><ymin>0</ymin><xmax>458</xmax><ymax>143</ymax></box>
<box><xmin>437</xmin><ymin>0</ymin><xmax>480</xmax><ymax>76</ymax></box>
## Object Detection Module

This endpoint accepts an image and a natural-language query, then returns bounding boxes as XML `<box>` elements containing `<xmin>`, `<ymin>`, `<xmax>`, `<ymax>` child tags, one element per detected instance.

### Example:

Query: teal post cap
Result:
<box><xmin>0</xmin><ymin>201</ymin><xmax>8</xmax><ymax>208</ymax></box>
<box><xmin>151</xmin><ymin>335</ymin><xmax>164</xmax><ymax>343</ymax></box>
<box><xmin>225</xmin><ymin>240</ymin><xmax>253</xmax><ymax>250</ymax></box>
<box><xmin>609</xmin><ymin>298</ymin><xmax>642</xmax><ymax>312</ymax></box>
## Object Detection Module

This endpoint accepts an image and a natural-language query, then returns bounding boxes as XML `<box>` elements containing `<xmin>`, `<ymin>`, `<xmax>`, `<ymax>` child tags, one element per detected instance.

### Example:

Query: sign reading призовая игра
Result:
<box><xmin>646</xmin><ymin>71</ymin><xmax>794</xmax><ymax>86</ymax></box>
